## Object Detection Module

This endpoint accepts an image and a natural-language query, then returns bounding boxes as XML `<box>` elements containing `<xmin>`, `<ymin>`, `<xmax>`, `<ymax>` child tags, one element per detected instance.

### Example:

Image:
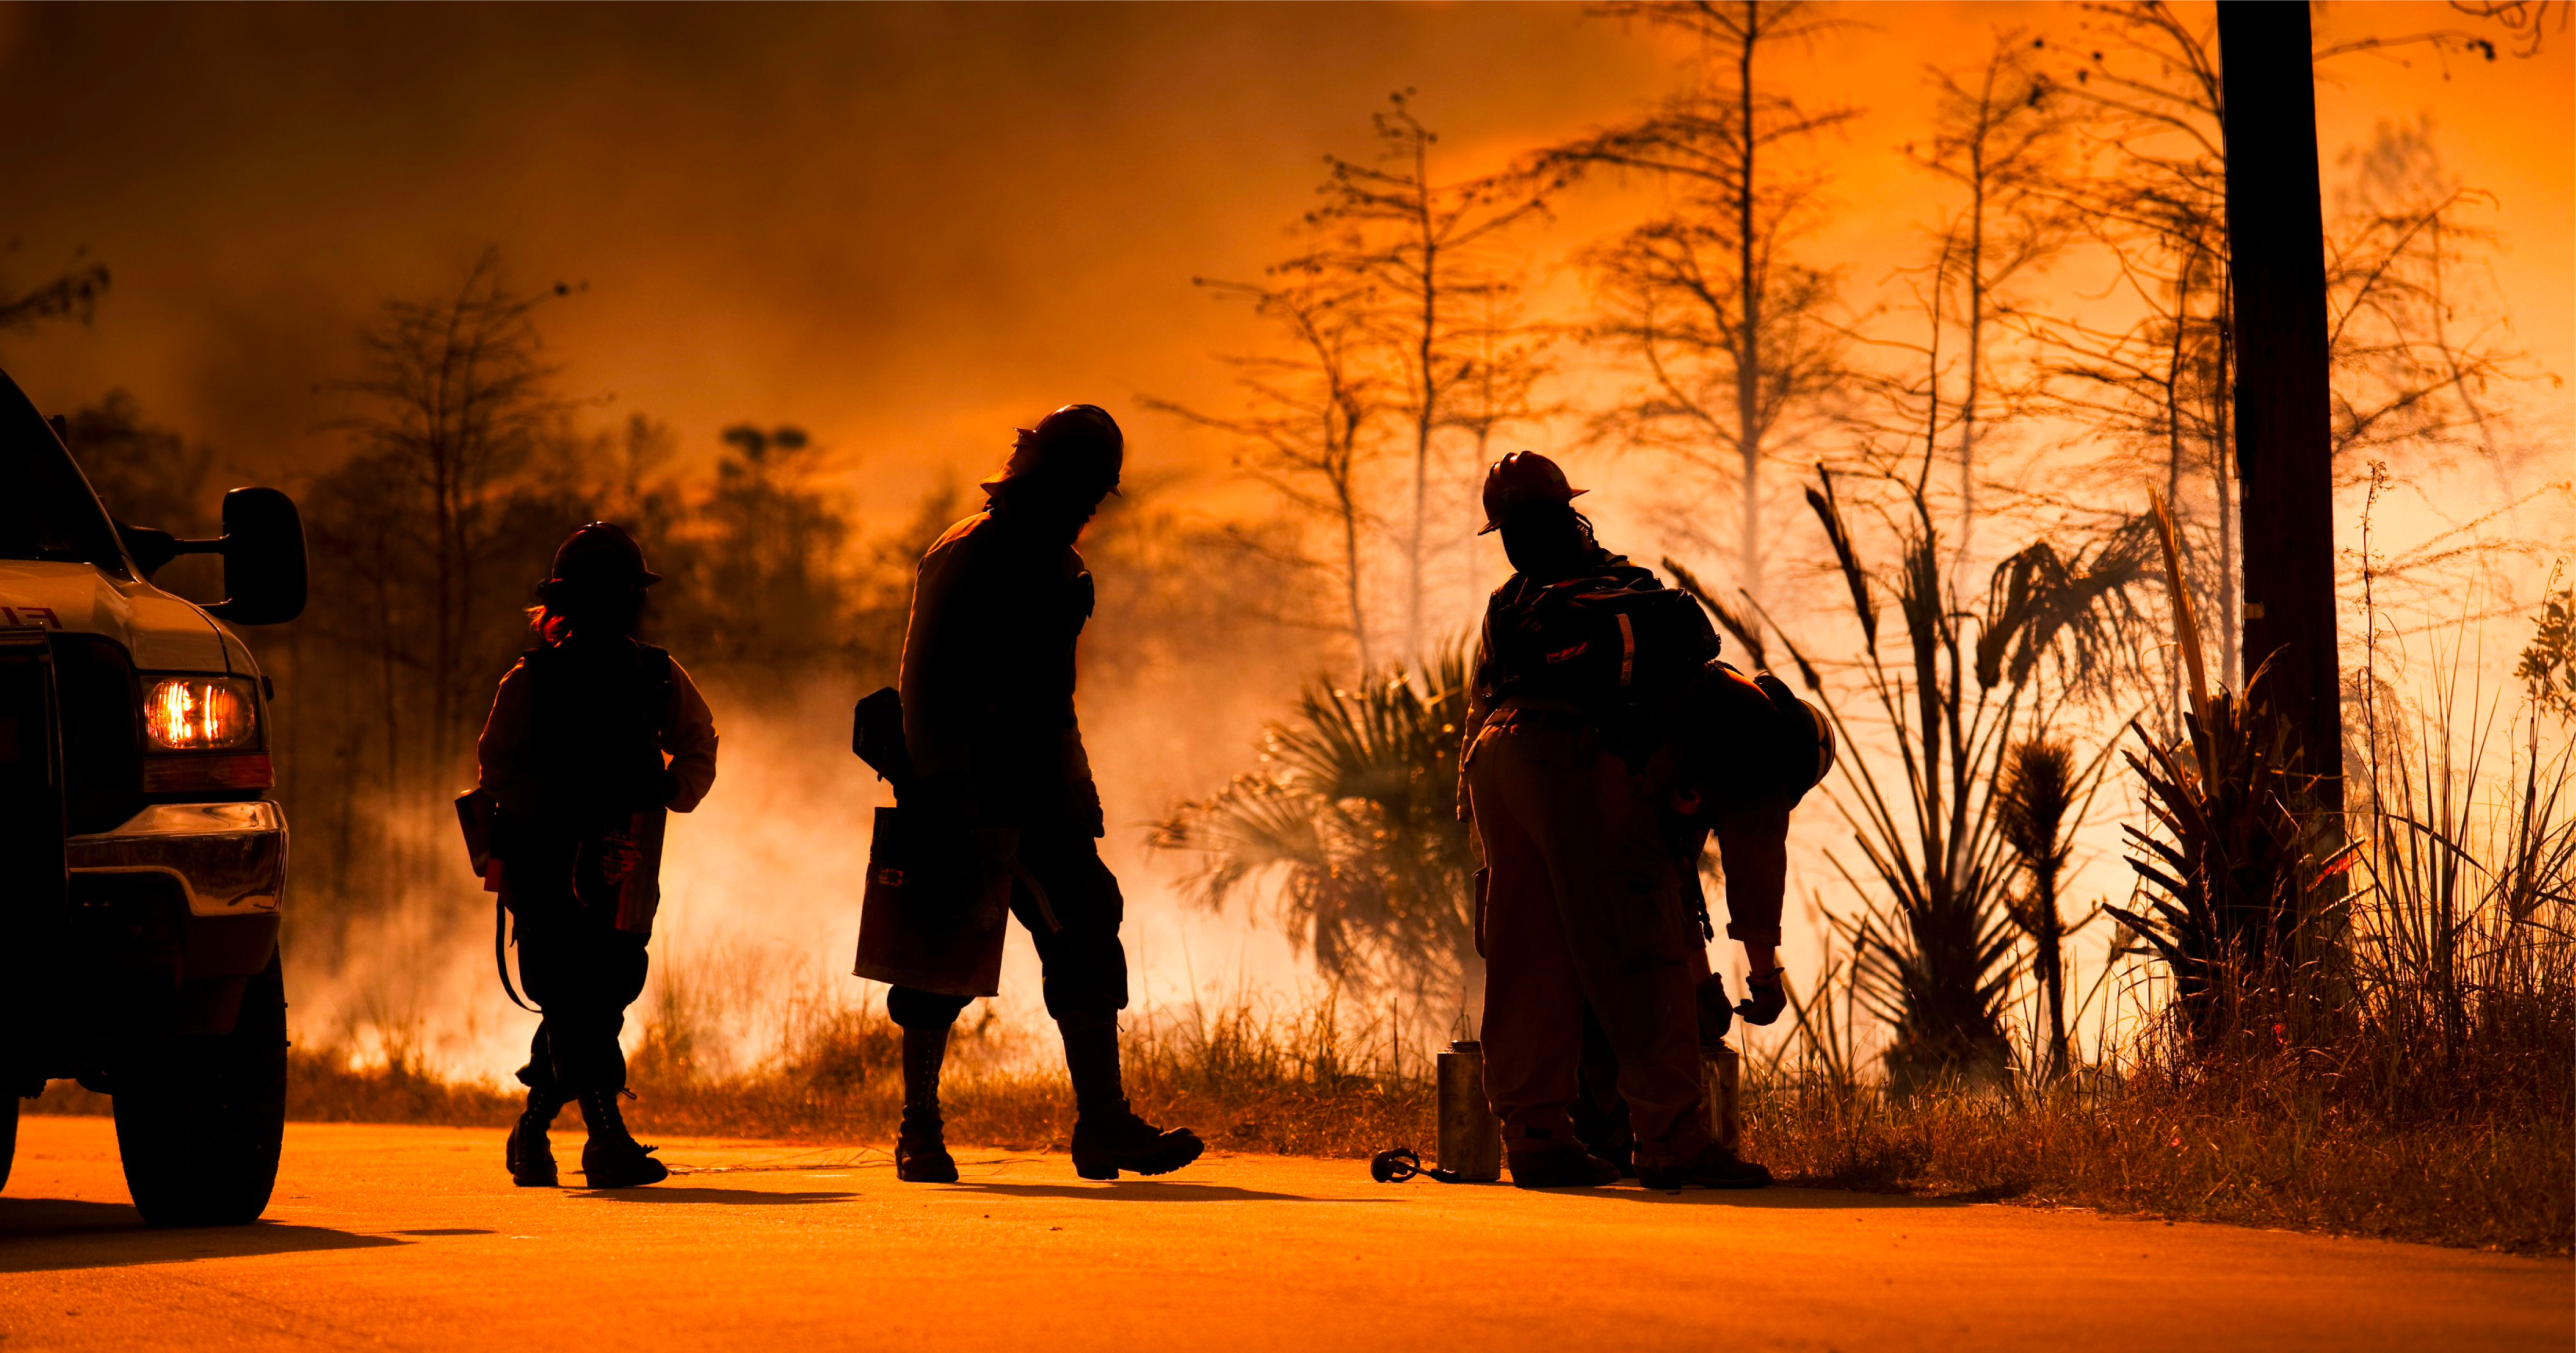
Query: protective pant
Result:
<box><xmin>1573</xmin><ymin>934</ymin><xmax>1725</xmax><ymax>1166</ymax></box>
<box><xmin>507</xmin><ymin>836</ymin><xmax>651</xmax><ymax>1099</ymax></box>
<box><xmin>1467</xmin><ymin>721</ymin><xmax>1713</xmax><ymax>1171</ymax></box>
<box><xmin>888</xmin><ymin>828</ymin><xmax>1129</xmax><ymax>1029</ymax></box>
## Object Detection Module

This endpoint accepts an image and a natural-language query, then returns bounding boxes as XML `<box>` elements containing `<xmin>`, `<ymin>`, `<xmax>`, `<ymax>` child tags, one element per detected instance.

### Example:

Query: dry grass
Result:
<box><xmin>623</xmin><ymin>993</ymin><xmax>1432</xmax><ymax>1158</ymax></box>
<box><xmin>1746</xmin><ymin>1061</ymin><xmax>2572</xmax><ymax>1256</ymax></box>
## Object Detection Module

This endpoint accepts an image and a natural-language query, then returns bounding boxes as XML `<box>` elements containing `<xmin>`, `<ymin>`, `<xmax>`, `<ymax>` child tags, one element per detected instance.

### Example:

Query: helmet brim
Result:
<box><xmin>1479</xmin><ymin>485</ymin><xmax>1586</xmax><ymax>534</ymax></box>
<box><xmin>981</xmin><ymin>466</ymin><xmax>1121</xmax><ymax>497</ymax></box>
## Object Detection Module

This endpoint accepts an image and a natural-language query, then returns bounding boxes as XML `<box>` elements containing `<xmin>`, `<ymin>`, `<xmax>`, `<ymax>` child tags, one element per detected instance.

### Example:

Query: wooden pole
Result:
<box><xmin>2218</xmin><ymin>2</ymin><xmax>2344</xmax><ymax>789</ymax></box>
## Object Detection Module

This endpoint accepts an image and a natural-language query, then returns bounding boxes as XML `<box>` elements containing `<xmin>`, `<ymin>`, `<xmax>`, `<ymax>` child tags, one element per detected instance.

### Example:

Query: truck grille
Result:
<box><xmin>51</xmin><ymin>634</ymin><xmax>141</xmax><ymax>834</ymax></box>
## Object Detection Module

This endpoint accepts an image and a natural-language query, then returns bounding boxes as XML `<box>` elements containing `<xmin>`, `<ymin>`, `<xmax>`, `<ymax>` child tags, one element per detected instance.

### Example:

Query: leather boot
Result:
<box><xmin>505</xmin><ymin>1089</ymin><xmax>562</xmax><ymax>1188</ymax></box>
<box><xmin>1507</xmin><ymin>1146</ymin><xmax>1623</xmax><ymax>1190</ymax></box>
<box><xmin>578</xmin><ymin>1089</ymin><xmax>669</xmax><ymax>1188</ymax></box>
<box><xmin>1637</xmin><ymin>1141</ymin><xmax>1772</xmax><ymax>1190</ymax></box>
<box><xmin>1070</xmin><ymin>1098</ymin><xmax>1204</xmax><ymax>1180</ymax></box>
<box><xmin>894</xmin><ymin>1021</ymin><xmax>958</xmax><ymax>1182</ymax></box>
<box><xmin>895</xmin><ymin>1107</ymin><xmax>959</xmax><ymax>1183</ymax></box>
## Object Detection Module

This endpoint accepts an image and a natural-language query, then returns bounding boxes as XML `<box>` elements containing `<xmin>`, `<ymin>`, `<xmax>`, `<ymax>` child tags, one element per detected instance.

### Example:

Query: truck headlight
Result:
<box><xmin>144</xmin><ymin>677</ymin><xmax>261</xmax><ymax>751</ymax></box>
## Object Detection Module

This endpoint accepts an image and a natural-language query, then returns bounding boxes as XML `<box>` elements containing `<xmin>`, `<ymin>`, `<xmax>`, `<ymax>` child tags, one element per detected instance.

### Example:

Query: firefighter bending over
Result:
<box><xmin>883</xmin><ymin>404</ymin><xmax>1202</xmax><ymax>1183</ymax></box>
<box><xmin>478</xmin><ymin>523</ymin><xmax>718</xmax><ymax>1189</ymax></box>
<box><xmin>1461</xmin><ymin>452</ymin><xmax>1770</xmax><ymax>1189</ymax></box>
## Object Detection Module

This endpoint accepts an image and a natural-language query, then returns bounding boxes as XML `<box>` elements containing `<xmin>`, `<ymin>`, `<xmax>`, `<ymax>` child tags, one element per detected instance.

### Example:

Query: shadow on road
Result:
<box><xmin>0</xmin><ymin>1196</ymin><xmax>405</xmax><ymax>1274</ymax></box>
<box><xmin>570</xmin><ymin>1187</ymin><xmax>858</xmax><ymax>1206</ymax></box>
<box><xmin>1570</xmin><ymin>1185</ymin><xmax>1983</xmax><ymax>1210</ymax></box>
<box><xmin>940</xmin><ymin>1180</ymin><xmax>1387</xmax><ymax>1205</ymax></box>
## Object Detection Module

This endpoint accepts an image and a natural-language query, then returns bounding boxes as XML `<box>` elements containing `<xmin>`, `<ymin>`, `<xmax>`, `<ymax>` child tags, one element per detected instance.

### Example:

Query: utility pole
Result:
<box><xmin>2218</xmin><ymin>2</ymin><xmax>2343</xmax><ymax>790</ymax></box>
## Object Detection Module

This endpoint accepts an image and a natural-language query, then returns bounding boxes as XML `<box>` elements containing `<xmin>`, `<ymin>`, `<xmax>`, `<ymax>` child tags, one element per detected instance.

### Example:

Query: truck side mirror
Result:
<box><xmin>204</xmin><ymin>488</ymin><xmax>308</xmax><ymax>625</ymax></box>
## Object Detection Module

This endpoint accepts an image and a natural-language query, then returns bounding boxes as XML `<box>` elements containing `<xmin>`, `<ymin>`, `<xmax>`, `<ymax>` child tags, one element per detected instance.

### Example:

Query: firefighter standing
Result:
<box><xmin>1461</xmin><ymin>452</ymin><xmax>1770</xmax><ymax>1189</ymax></box>
<box><xmin>883</xmin><ymin>404</ymin><xmax>1202</xmax><ymax>1183</ymax></box>
<box><xmin>478</xmin><ymin>523</ymin><xmax>718</xmax><ymax>1189</ymax></box>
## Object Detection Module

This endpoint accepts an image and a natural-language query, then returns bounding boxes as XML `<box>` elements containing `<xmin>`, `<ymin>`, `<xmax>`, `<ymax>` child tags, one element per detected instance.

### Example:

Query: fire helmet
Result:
<box><xmin>542</xmin><ymin>521</ymin><xmax>659</xmax><ymax>593</ymax></box>
<box><xmin>1687</xmin><ymin>662</ymin><xmax>1837</xmax><ymax>804</ymax></box>
<box><xmin>981</xmin><ymin>403</ymin><xmax>1124</xmax><ymax>497</ymax></box>
<box><xmin>1479</xmin><ymin>451</ymin><xmax>1587</xmax><ymax>534</ymax></box>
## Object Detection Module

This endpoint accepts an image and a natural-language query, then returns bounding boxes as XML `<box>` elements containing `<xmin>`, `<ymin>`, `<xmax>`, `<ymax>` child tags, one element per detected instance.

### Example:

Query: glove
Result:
<box><xmin>1736</xmin><ymin>966</ymin><xmax>1788</xmax><ymax>1026</ymax></box>
<box><xmin>644</xmin><ymin>768</ymin><xmax>682</xmax><ymax>809</ymax></box>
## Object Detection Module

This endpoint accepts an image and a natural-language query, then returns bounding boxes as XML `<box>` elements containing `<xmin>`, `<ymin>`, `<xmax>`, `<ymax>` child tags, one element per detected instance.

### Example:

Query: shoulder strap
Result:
<box><xmin>636</xmin><ymin>644</ymin><xmax>676</xmax><ymax>736</ymax></box>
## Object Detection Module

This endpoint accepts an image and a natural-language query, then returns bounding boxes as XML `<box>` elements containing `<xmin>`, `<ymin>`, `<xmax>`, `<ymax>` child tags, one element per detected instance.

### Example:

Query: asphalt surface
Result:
<box><xmin>1</xmin><ymin>1115</ymin><xmax>2567</xmax><ymax>1352</ymax></box>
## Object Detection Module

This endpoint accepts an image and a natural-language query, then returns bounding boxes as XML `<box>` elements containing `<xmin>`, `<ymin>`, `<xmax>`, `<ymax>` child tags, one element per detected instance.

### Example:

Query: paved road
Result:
<box><xmin>2</xmin><ymin>1115</ymin><xmax>2566</xmax><ymax>1352</ymax></box>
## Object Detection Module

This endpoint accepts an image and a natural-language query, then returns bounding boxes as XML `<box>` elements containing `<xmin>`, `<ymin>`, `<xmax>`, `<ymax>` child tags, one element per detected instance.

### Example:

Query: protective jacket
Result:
<box><xmin>476</xmin><ymin>634</ymin><xmax>718</xmax><ymax>934</ymax></box>
<box><xmin>875</xmin><ymin>500</ymin><xmax>1129</xmax><ymax>1024</ymax></box>
<box><xmin>897</xmin><ymin>504</ymin><xmax>1104</xmax><ymax>836</ymax></box>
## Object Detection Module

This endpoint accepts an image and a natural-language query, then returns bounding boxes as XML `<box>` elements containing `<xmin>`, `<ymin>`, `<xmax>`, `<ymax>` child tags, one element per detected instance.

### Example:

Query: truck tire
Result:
<box><xmin>113</xmin><ymin>953</ymin><xmax>287</xmax><ymax>1227</ymax></box>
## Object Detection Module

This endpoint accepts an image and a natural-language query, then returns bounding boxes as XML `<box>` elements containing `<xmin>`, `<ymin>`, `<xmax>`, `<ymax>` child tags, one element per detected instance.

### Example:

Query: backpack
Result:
<box><xmin>523</xmin><ymin>638</ymin><xmax>675</xmax><ymax>833</ymax></box>
<box><xmin>1497</xmin><ymin>575</ymin><xmax>1719</xmax><ymax>709</ymax></box>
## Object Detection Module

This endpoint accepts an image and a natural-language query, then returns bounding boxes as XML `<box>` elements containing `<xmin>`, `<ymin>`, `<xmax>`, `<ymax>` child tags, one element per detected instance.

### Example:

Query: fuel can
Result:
<box><xmin>1436</xmin><ymin>1040</ymin><xmax>1503</xmax><ymax>1182</ymax></box>
<box><xmin>1705</xmin><ymin>1041</ymin><xmax>1742</xmax><ymax>1154</ymax></box>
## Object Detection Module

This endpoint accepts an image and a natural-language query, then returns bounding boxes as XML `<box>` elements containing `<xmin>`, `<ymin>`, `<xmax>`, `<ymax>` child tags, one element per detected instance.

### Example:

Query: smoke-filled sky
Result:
<box><xmin>1</xmin><ymin>1</ymin><xmax>2566</xmax><ymax>515</ymax></box>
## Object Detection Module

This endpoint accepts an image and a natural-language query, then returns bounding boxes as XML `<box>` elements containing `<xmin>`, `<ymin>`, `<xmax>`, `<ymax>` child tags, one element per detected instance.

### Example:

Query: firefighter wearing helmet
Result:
<box><xmin>476</xmin><ymin>522</ymin><xmax>719</xmax><ymax>1188</ymax></box>
<box><xmin>870</xmin><ymin>403</ymin><xmax>1202</xmax><ymax>1183</ymax></box>
<box><xmin>1460</xmin><ymin>451</ymin><xmax>1784</xmax><ymax>1189</ymax></box>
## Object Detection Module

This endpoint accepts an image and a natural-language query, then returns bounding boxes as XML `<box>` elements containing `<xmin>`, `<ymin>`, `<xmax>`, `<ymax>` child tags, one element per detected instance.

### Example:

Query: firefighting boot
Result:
<box><xmin>1061</xmin><ymin>1012</ymin><xmax>1205</xmax><ymax>1179</ymax></box>
<box><xmin>894</xmin><ymin>1023</ymin><xmax>958</xmax><ymax>1183</ymax></box>
<box><xmin>577</xmin><ymin>1089</ymin><xmax>669</xmax><ymax>1188</ymax></box>
<box><xmin>1506</xmin><ymin>1145</ymin><xmax>1623</xmax><ymax>1190</ymax></box>
<box><xmin>505</xmin><ymin>1088</ymin><xmax>564</xmax><ymax>1188</ymax></box>
<box><xmin>1069</xmin><ymin>1100</ymin><xmax>1205</xmax><ymax>1180</ymax></box>
<box><xmin>895</xmin><ymin>1109</ymin><xmax>958</xmax><ymax>1183</ymax></box>
<box><xmin>1636</xmin><ymin>1140</ymin><xmax>1773</xmax><ymax>1191</ymax></box>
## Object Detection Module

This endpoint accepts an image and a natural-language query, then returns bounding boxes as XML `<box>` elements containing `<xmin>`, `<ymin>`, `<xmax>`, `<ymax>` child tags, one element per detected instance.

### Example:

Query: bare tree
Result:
<box><xmin>1904</xmin><ymin>32</ymin><xmax>2075</xmax><ymax>561</ymax></box>
<box><xmin>1148</xmin><ymin>262</ymin><xmax>1386</xmax><ymax>670</ymax></box>
<box><xmin>2327</xmin><ymin>117</ymin><xmax>2530</xmax><ymax>493</ymax></box>
<box><xmin>1538</xmin><ymin>0</ymin><xmax>1854</xmax><ymax>605</ymax></box>
<box><xmin>2033</xmin><ymin>2</ymin><xmax>2240</xmax><ymax>688</ymax></box>
<box><xmin>1296</xmin><ymin>92</ymin><xmax>1554</xmax><ymax>661</ymax></box>
<box><xmin>320</xmin><ymin>249</ymin><xmax>577</xmax><ymax>783</ymax></box>
<box><xmin>2444</xmin><ymin>1</ymin><xmax>2568</xmax><ymax>57</ymax></box>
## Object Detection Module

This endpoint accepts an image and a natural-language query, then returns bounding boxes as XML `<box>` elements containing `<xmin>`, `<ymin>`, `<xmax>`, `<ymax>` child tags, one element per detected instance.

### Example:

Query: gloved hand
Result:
<box><xmin>1735</xmin><ymin>966</ymin><xmax>1788</xmax><ymax>1025</ymax></box>
<box><xmin>643</xmin><ymin>768</ymin><xmax>682</xmax><ymax>809</ymax></box>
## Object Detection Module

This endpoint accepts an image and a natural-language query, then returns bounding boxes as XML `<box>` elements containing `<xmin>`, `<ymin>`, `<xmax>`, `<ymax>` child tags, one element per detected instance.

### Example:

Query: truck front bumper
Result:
<box><xmin>65</xmin><ymin>801</ymin><xmax>285</xmax><ymax>917</ymax></box>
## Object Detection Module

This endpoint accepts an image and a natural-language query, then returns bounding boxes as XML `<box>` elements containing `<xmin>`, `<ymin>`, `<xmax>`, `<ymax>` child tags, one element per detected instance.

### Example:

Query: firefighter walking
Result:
<box><xmin>477</xmin><ymin>523</ymin><xmax>718</xmax><ymax>1189</ymax></box>
<box><xmin>873</xmin><ymin>403</ymin><xmax>1202</xmax><ymax>1183</ymax></box>
<box><xmin>1462</xmin><ymin>452</ymin><xmax>1771</xmax><ymax>1190</ymax></box>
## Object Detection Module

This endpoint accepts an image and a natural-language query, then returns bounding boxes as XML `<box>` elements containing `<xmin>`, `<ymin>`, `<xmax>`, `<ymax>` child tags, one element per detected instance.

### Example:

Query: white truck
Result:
<box><xmin>0</xmin><ymin>366</ymin><xmax>305</xmax><ymax>1226</ymax></box>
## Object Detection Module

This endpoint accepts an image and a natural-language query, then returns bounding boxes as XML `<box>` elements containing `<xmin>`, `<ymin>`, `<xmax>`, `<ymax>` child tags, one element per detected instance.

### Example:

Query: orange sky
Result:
<box><xmin>0</xmin><ymin>1</ymin><xmax>2566</xmax><ymax>522</ymax></box>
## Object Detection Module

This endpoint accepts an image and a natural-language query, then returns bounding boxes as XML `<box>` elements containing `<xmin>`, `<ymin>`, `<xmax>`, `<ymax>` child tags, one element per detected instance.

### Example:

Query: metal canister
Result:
<box><xmin>1705</xmin><ymin>1041</ymin><xmax>1742</xmax><ymax>1154</ymax></box>
<box><xmin>1436</xmin><ymin>1040</ymin><xmax>1503</xmax><ymax>1182</ymax></box>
